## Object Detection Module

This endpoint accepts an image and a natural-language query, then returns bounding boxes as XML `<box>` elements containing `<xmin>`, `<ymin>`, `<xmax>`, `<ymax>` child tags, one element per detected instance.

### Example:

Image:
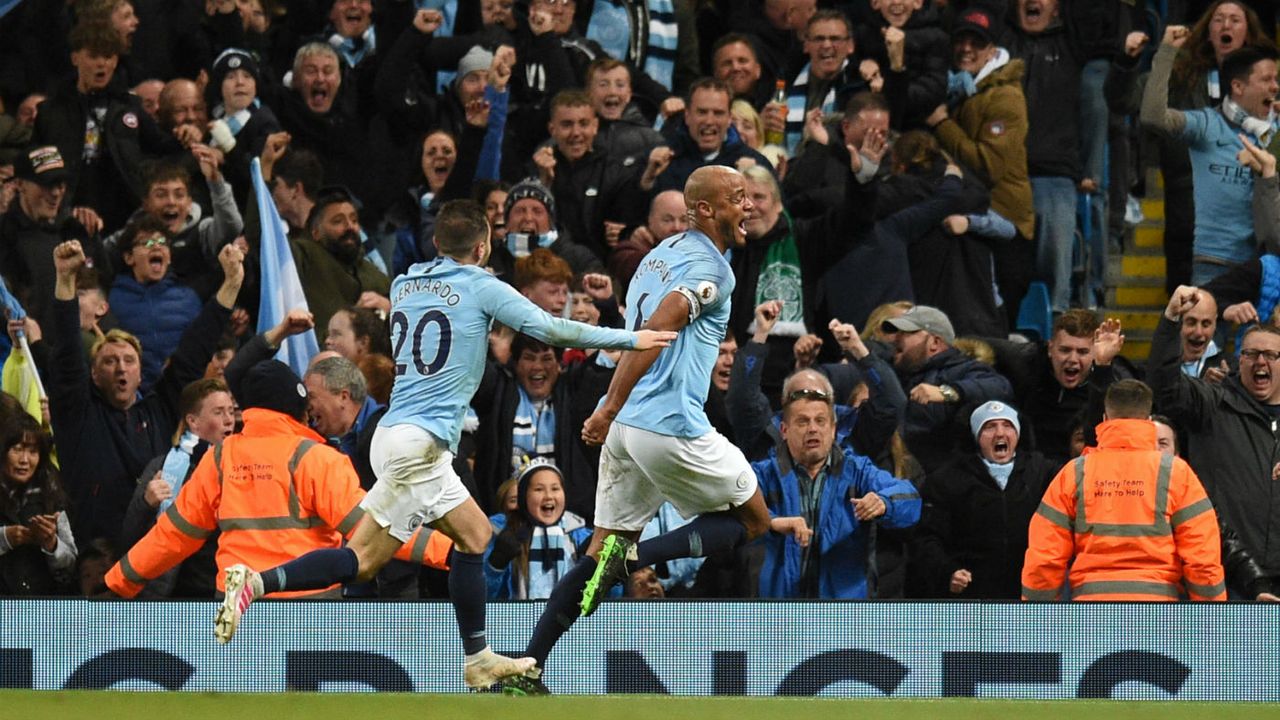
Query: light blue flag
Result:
<box><xmin>0</xmin><ymin>0</ymin><xmax>24</xmax><ymax>20</ymax></box>
<box><xmin>0</xmin><ymin>271</ymin><xmax>25</xmax><ymax>362</ymax></box>
<box><xmin>251</xmin><ymin>158</ymin><xmax>319</xmax><ymax>376</ymax></box>
<box><xmin>0</xmin><ymin>272</ymin><xmax>26</xmax><ymax>322</ymax></box>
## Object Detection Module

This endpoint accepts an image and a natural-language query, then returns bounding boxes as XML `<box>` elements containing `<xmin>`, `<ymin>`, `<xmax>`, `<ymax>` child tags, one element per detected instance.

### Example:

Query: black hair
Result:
<box><xmin>1222</xmin><ymin>44</ymin><xmax>1280</xmax><ymax>94</ymax></box>
<box><xmin>0</xmin><ymin>414</ymin><xmax>65</xmax><ymax>523</ymax></box>
<box><xmin>273</xmin><ymin>148</ymin><xmax>325</xmax><ymax>200</ymax></box>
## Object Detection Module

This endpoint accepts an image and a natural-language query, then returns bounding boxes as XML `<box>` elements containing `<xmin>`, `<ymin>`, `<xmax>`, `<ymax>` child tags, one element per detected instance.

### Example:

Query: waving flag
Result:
<box><xmin>251</xmin><ymin>158</ymin><xmax>319</xmax><ymax>376</ymax></box>
<box><xmin>0</xmin><ymin>0</ymin><xmax>24</xmax><ymax>20</ymax></box>
<box><xmin>0</xmin><ymin>273</ymin><xmax>45</xmax><ymax>421</ymax></box>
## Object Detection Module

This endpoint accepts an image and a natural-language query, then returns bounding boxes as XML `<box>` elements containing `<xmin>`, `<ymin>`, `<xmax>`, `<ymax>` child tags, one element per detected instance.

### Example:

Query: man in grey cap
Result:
<box><xmin>910</xmin><ymin>399</ymin><xmax>1056</xmax><ymax>599</ymax></box>
<box><xmin>882</xmin><ymin>304</ymin><xmax>1013</xmax><ymax>472</ymax></box>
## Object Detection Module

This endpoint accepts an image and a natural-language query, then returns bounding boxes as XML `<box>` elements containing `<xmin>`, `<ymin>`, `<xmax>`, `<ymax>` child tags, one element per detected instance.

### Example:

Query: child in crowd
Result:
<box><xmin>484</xmin><ymin>458</ymin><xmax>600</xmax><ymax>600</ymax></box>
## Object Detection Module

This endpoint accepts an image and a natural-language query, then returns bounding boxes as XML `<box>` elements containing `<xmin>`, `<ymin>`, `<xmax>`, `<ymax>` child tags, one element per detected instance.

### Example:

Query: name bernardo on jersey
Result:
<box><xmin>393</xmin><ymin>276</ymin><xmax>463</xmax><ymax>306</ymax></box>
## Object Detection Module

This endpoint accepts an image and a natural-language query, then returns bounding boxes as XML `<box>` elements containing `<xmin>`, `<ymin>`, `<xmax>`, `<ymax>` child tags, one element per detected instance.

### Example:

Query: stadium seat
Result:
<box><xmin>1016</xmin><ymin>282</ymin><xmax>1053</xmax><ymax>342</ymax></box>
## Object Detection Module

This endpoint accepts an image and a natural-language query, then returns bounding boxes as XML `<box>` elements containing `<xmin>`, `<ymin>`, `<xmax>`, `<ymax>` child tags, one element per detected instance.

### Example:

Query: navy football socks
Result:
<box><xmin>449</xmin><ymin>550</ymin><xmax>490</xmax><ymax>655</ymax></box>
<box><xmin>259</xmin><ymin>547</ymin><xmax>359</xmax><ymax>595</ymax></box>
<box><xmin>635</xmin><ymin>513</ymin><xmax>746</xmax><ymax>568</ymax></box>
<box><xmin>526</xmin><ymin>556</ymin><xmax>597</xmax><ymax>666</ymax></box>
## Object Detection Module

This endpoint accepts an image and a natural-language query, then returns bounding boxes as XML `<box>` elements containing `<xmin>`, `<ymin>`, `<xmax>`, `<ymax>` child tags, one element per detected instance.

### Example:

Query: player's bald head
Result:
<box><xmin>684</xmin><ymin>165</ymin><xmax>740</xmax><ymax>210</ymax></box>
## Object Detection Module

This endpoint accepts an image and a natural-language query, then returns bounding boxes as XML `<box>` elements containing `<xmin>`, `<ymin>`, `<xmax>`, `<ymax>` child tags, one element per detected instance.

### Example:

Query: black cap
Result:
<box><xmin>240</xmin><ymin>360</ymin><xmax>308</xmax><ymax>420</ymax></box>
<box><xmin>953</xmin><ymin>7</ymin><xmax>996</xmax><ymax>44</ymax></box>
<box><xmin>14</xmin><ymin>145</ymin><xmax>70</xmax><ymax>187</ymax></box>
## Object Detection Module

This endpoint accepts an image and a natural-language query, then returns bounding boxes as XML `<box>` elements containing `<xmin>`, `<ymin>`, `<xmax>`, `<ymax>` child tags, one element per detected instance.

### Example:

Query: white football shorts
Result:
<box><xmin>594</xmin><ymin>422</ymin><xmax>759</xmax><ymax>532</ymax></box>
<box><xmin>363</xmin><ymin>423</ymin><xmax>471</xmax><ymax>542</ymax></box>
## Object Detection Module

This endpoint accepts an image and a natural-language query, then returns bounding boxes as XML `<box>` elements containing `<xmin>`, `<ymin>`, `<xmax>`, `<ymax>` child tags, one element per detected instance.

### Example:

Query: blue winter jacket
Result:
<box><xmin>756</xmin><ymin>447</ymin><xmax>921</xmax><ymax>599</ymax></box>
<box><xmin>484</xmin><ymin>511</ymin><xmax>600</xmax><ymax>600</ymax></box>
<box><xmin>109</xmin><ymin>274</ymin><xmax>202</xmax><ymax>392</ymax></box>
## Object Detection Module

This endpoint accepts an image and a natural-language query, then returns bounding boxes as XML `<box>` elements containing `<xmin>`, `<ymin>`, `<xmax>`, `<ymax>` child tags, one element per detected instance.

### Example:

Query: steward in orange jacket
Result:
<box><xmin>106</xmin><ymin>407</ymin><xmax>452</xmax><ymax>599</ymax></box>
<box><xmin>1022</xmin><ymin>386</ymin><xmax>1225</xmax><ymax>602</ymax></box>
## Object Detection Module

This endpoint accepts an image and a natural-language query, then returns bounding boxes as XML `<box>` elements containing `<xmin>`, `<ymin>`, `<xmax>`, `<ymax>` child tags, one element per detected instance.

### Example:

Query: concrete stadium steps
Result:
<box><xmin>1104</xmin><ymin>179</ymin><xmax>1168</xmax><ymax>362</ymax></box>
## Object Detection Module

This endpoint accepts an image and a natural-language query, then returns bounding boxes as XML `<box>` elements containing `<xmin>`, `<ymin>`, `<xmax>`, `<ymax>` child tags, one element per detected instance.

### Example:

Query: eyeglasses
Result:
<box><xmin>138</xmin><ymin>236</ymin><xmax>168</xmax><ymax>249</ymax></box>
<box><xmin>785</xmin><ymin>388</ymin><xmax>832</xmax><ymax>404</ymax></box>
<box><xmin>1241</xmin><ymin>348</ymin><xmax>1280</xmax><ymax>362</ymax></box>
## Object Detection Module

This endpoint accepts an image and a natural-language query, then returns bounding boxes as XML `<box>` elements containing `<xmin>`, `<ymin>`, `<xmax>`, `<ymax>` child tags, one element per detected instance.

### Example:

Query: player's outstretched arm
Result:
<box><xmin>582</xmin><ymin>292</ymin><xmax>689</xmax><ymax>445</ymax></box>
<box><xmin>487</xmin><ymin>279</ymin><xmax>670</xmax><ymax>351</ymax></box>
<box><xmin>633</xmin><ymin>329</ymin><xmax>676</xmax><ymax>349</ymax></box>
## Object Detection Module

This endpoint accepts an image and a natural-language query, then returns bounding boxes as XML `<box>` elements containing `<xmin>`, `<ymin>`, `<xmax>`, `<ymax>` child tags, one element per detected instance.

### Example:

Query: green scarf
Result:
<box><xmin>753</xmin><ymin>211</ymin><xmax>806</xmax><ymax>337</ymax></box>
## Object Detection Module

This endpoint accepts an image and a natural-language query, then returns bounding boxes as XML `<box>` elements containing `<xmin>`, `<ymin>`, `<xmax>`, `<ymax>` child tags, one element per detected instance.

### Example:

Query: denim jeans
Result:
<box><xmin>1191</xmin><ymin>260</ymin><xmax>1230</xmax><ymax>286</ymax></box>
<box><xmin>1079</xmin><ymin>58</ymin><xmax>1110</xmax><ymax>301</ymax></box>
<box><xmin>1032</xmin><ymin>176</ymin><xmax>1079</xmax><ymax>313</ymax></box>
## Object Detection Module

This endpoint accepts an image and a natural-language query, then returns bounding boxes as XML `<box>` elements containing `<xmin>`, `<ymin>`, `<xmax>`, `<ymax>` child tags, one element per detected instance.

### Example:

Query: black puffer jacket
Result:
<box><xmin>911</xmin><ymin>450</ymin><xmax>1059</xmax><ymax>599</ymax></box>
<box><xmin>854</xmin><ymin>6</ymin><xmax>949</xmax><ymax>129</ymax></box>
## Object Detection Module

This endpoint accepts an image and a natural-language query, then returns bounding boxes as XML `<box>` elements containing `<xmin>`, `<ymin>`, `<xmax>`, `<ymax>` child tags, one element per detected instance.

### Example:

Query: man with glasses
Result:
<box><xmin>756</xmin><ymin>371</ymin><xmax>920</xmax><ymax>599</ymax></box>
<box><xmin>108</xmin><ymin>216</ymin><xmax>201</xmax><ymax>392</ymax></box>
<box><xmin>770</xmin><ymin>9</ymin><xmax>869</xmax><ymax>153</ymax></box>
<box><xmin>1149</xmin><ymin>285</ymin><xmax>1280</xmax><ymax>598</ymax></box>
<box><xmin>107</xmin><ymin>149</ymin><xmax>242</xmax><ymax>302</ymax></box>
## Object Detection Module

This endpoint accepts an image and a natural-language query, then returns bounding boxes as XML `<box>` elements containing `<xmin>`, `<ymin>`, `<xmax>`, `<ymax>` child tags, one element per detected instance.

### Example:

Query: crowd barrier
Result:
<box><xmin>1</xmin><ymin>599</ymin><xmax>1275</xmax><ymax>699</ymax></box>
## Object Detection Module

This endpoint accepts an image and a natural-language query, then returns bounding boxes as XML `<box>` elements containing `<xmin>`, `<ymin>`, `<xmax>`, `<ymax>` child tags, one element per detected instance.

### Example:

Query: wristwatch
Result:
<box><xmin>939</xmin><ymin>384</ymin><xmax>960</xmax><ymax>403</ymax></box>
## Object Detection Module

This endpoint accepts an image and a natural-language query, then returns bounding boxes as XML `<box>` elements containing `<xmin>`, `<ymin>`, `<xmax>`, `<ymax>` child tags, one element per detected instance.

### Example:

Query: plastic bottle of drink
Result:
<box><xmin>764</xmin><ymin>79</ymin><xmax>787</xmax><ymax>146</ymax></box>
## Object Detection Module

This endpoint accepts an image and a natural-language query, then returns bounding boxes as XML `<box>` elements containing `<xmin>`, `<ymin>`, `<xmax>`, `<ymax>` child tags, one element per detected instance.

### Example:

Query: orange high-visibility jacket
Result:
<box><xmin>106</xmin><ymin>408</ymin><xmax>452</xmax><ymax>598</ymax></box>
<box><xmin>1022</xmin><ymin>418</ymin><xmax>1226</xmax><ymax>602</ymax></box>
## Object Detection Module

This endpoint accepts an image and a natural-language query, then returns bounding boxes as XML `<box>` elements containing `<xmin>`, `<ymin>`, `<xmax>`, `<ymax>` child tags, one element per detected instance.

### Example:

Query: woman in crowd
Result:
<box><xmin>0</xmin><ymin>413</ymin><xmax>76</xmax><ymax>595</ymax></box>
<box><xmin>325</xmin><ymin>305</ymin><xmax>392</xmax><ymax>365</ymax></box>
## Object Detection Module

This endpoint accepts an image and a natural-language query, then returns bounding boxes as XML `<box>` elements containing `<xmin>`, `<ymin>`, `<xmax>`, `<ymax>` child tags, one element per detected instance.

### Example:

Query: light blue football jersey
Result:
<box><xmin>380</xmin><ymin>257</ymin><xmax>640</xmax><ymax>450</ymax></box>
<box><xmin>614</xmin><ymin>229</ymin><xmax>734</xmax><ymax>438</ymax></box>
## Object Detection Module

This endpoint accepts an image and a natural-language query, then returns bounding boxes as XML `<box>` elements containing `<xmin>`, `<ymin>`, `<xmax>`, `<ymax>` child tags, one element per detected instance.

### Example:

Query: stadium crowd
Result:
<box><xmin>0</xmin><ymin>0</ymin><xmax>1278</xmax><ymax>603</ymax></box>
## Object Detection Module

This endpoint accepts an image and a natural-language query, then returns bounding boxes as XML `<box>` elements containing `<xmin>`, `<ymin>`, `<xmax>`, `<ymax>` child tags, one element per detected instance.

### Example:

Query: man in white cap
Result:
<box><xmin>910</xmin><ymin>400</ymin><xmax>1056</xmax><ymax>599</ymax></box>
<box><xmin>882</xmin><ymin>304</ymin><xmax>1013</xmax><ymax>472</ymax></box>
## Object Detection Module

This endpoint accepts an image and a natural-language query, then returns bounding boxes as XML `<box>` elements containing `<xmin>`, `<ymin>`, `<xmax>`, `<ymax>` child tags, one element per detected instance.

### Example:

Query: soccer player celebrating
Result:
<box><xmin>213</xmin><ymin>200</ymin><xmax>675</xmax><ymax>690</ymax></box>
<box><xmin>506</xmin><ymin>165</ymin><xmax>776</xmax><ymax>695</ymax></box>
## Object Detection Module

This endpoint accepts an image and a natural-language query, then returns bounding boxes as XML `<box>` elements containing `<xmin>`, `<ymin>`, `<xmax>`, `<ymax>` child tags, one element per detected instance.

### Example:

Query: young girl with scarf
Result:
<box><xmin>484</xmin><ymin>458</ymin><xmax>613</xmax><ymax>600</ymax></box>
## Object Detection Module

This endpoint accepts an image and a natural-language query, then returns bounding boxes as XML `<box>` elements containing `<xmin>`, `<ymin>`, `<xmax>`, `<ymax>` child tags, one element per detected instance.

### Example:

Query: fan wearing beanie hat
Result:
<box><xmin>493</xmin><ymin>177</ymin><xmax>601</xmax><ymax>277</ymax></box>
<box><xmin>240</xmin><ymin>359</ymin><xmax>310</xmax><ymax>421</ymax></box>
<box><xmin>911</xmin><ymin>398</ymin><xmax>1059</xmax><ymax>599</ymax></box>
<box><xmin>486</xmin><ymin>458</ymin><xmax>593</xmax><ymax>600</ymax></box>
<box><xmin>207</xmin><ymin>48</ymin><xmax>281</xmax><ymax>157</ymax></box>
<box><xmin>970</xmin><ymin>401</ymin><xmax>1020</xmax><ymax>474</ymax></box>
<box><xmin>457</xmin><ymin>46</ymin><xmax>495</xmax><ymax>87</ymax></box>
<box><xmin>452</xmin><ymin>44</ymin><xmax>496</xmax><ymax>111</ymax></box>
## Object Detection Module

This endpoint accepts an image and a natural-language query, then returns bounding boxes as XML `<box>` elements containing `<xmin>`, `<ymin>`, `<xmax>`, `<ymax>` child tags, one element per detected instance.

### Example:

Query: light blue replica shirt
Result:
<box><xmin>614</xmin><ymin>229</ymin><xmax>734</xmax><ymax>438</ymax></box>
<box><xmin>380</xmin><ymin>257</ymin><xmax>640</xmax><ymax>450</ymax></box>
<box><xmin>1180</xmin><ymin>109</ymin><xmax>1274</xmax><ymax>264</ymax></box>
